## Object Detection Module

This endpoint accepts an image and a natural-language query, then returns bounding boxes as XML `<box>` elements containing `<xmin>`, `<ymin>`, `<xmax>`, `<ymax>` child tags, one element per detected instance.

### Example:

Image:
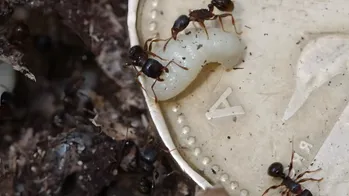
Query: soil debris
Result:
<box><xmin>0</xmin><ymin>1</ymin><xmax>199</xmax><ymax>195</ymax></box>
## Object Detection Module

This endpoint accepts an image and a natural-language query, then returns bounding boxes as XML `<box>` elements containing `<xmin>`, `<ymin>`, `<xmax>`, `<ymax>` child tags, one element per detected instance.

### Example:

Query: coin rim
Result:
<box><xmin>127</xmin><ymin>0</ymin><xmax>213</xmax><ymax>189</ymax></box>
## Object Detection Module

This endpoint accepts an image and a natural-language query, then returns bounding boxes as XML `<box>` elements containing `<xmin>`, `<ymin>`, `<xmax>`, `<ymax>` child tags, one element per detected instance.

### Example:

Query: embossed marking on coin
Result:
<box><xmin>206</xmin><ymin>87</ymin><xmax>245</xmax><ymax>120</ymax></box>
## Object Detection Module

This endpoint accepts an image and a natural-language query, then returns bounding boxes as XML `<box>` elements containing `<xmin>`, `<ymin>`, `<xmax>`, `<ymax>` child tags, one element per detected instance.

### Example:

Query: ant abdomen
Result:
<box><xmin>141</xmin><ymin>59</ymin><xmax>168</xmax><ymax>79</ymax></box>
<box><xmin>299</xmin><ymin>189</ymin><xmax>313</xmax><ymax>196</ymax></box>
<box><xmin>211</xmin><ymin>0</ymin><xmax>234</xmax><ymax>12</ymax></box>
<box><xmin>267</xmin><ymin>162</ymin><xmax>285</xmax><ymax>178</ymax></box>
<box><xmin>172</xmin><ymin>15</ymin><xmax>190</xmax><ymax>40</ymax></box>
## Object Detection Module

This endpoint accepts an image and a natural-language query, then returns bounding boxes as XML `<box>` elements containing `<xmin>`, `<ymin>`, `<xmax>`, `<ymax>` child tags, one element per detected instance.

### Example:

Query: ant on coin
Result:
<box><xmin>262</xmin><ymin>150</ymin><xmax>323</xmax><ymax>196</ymax></box>
<box><xmin>145</xmin><ymin>0</ymin><xmax>242</xmax><ymax>52</ymax></box>
<box><xmin>125</xmin><ymin>45</ymin><xmax>188</xmax><ymax>102</ymax></box>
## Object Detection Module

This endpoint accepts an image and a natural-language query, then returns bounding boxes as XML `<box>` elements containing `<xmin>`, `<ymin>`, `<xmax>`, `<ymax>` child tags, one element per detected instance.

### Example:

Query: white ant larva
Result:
<box><xmin>0</xmin><ymin>61</ymin><xmax>16</xmax><ymax>106</ymax></box>
<box><xmin>142</xmin><ymin>27</ymin><xmax>244</xmax><ymax>101</ymax></box>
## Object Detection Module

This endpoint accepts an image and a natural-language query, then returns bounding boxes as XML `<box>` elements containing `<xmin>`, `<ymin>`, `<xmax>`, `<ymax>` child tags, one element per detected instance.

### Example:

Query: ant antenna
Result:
<box><xmin>288</xmin><ymin>136</ymin><xmax>296</xmax><ymax>177</ymax></box>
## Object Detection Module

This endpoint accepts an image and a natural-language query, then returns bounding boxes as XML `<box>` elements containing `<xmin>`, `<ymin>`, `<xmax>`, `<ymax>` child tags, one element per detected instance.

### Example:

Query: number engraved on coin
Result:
<box><xmin>205</xmin><ymin>87</ymin><xmax>245</xmax><ymax>120</ymax></box>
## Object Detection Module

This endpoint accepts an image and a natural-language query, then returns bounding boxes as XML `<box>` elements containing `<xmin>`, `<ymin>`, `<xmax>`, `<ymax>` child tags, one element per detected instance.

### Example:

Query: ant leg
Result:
<box><xmin>144</xmin><ymin>37</ymin><xmax>160</xmax><ymax>51</ymax></box>
<box><xmin>198</xmin><ymin>21</ymin><xmax>209</xmax><ymax>40</ymax></box>
<box><xmin>135</xmin><ymin>72</ymin><xmax>147</xmax><ymax>92</ymax></box>
<box><xmin>262</xmin><ymin>184</ymin><xmax>285</xmax><ymax>196</ymax></box>
<box><xmin>297</xmin><ymin>177</ymin><xmax>324</xmax><ymax>184</ymax></box>
<box><xmin>287</xmin><ymin>150</ymin><xmax>295</xmax><ymax>177</ymax></box>
<box><xmin>210</xmin><ymin>15</ymin><xmax>228</xmax><ymax>33</ymax></box>
<box><xmin>216</xmin><ymin>13</ymin><xmax>242</xmax><ymax>35</ymax></box>
<box><xmin>145</xmin><ymin>50</ymin><xmax>168</xmax><ymax>61</ymax></box>
<box><xmin>131</xmin><ymin>65</ymin><xmax>147</xmax><ymax>92</ymax></box>
<box><xmin>163</xmin><ymin>37</ymin><xmax>173</xmax><ymax>52</ymax></box>
<box><xmin>218</xmin><ymin>16</ymin><xmax>227</xmax><ymax>32</ymax></box>
<box><xmin>144</xmin><ymin>37</ymin><xmax>156</xmax><ymax>51</ymax></box>
<box><xmin>151</xmin><ymin>78</ymin><xmax>163</xmax><ymax>103</ymax></box>
<box><xmin>168</xmin><ymin>59</ymin><xmax>188</xmax><ymax>70</ymax></box>
<box><xmin>135</xmin><ymin>76</ymin><xmax>146</xmax><ymax>91</ymax></box>
<box><xmin>295</xmin><ymin>168</ymin><xmax>322</xmax><ymax>181</ymax></box>
<box><xmin>208</xmin><ymin>3</ymin><xmax>214</xmax><ymax>12</ymax></box>
<box><xmin>145</xmin><ymin>37</ymin><xmax>171</xmax><ymax>53</ymax></box>
<box><xmin>281</xmin><ymin>189</ymin><xmax>289</xmax><ymax>196</ymax></box>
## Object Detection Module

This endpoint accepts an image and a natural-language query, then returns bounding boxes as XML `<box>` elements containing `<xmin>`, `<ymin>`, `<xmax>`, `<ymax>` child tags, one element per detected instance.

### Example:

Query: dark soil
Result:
<box><xmin>0</xmin><ymin>1</ymin><xmax>196</xmax><ymax>195</ymax></box>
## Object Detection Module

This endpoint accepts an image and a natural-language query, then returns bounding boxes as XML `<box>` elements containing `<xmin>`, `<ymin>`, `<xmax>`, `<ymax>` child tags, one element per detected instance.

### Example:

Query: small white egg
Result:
<box><xmin>142</xmin><ymin>27</ymin><xmax>244</xmax><ymax>101</ymax></box>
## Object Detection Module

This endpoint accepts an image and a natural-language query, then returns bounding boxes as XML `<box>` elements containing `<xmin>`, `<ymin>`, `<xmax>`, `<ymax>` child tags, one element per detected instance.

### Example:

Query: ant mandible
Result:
<box><xmin>125</xmin><ymin>45</ymin><xmax>188</xmax><ymax>102</ymax></box>
<box><xmin>145</xmin><ymin>0</ymin><xmax>242</xmax><ymax>52</ymax></box>
<box><xmin>262</xmin><ymin>150</ymin><xmax>323</xmax><ymax>196</ymax></box>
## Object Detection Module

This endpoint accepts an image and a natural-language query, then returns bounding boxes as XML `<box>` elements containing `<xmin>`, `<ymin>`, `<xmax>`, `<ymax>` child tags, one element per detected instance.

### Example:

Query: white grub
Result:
<box><xmin>283</xmin><ymin>34</ymin><xmax>349</xmax><ymax>121</ymax></box>
<box><xmin>142</xmin><ymin>27</ymin><xmax>244</xmax><ymax>101</ymax></box>
<box><xmin>195</xmin><ymin>186</ymin><xmax>229</xmax><ymax>196</ymax></box>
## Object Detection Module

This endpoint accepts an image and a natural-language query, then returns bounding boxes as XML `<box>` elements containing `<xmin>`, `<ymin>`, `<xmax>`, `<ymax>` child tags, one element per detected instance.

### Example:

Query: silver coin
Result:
<box><xmin>128</xmin><ymin>0</ymin><xmax>349</xmax><ymax>195</ymax></box>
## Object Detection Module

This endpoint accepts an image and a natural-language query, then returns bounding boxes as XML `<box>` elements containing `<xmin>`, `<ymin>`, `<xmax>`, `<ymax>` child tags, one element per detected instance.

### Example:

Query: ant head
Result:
<box><xmin>140</xmin><ymin>146</ymin><xmax>158</xmax><ymax>164</ymax></box>
<box><xmin>299</xmin><ymin>189</ymin><xmax>313</xmax><ymax>196</ymax></box>
<box><xmin>7</xmin><ymin>22</ymin><xmax>30</xmax><ymax>45</ymax></box>
<box><xmin>171</xmin><ymin>15</ymin><xmax>190</xmax><ymax>40</ymax></box>
<box><xmin>211</xmin><ymin>0</ymin><xmax>234</xmax><ymax>12</ymax></box>
<box><xmin>138</xmin><ymin>176</ymin><xmax>152</xmax><ymax>194</ymax></box>
<box><xmin>128</xmin><ymin>45</ymin><xmax>144</xmax><ymax>60</ymax></box>
<box><xmin>267</xmin><ymin>162</ymin><xmax>285</xmax><ymax>178</ymax></box>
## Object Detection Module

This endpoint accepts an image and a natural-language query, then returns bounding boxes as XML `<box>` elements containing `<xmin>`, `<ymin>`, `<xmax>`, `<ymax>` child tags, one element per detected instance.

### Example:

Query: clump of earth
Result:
<box><xmin>0</xmin><ymin>1</ymin><xmax>198</xmax><ymax>195</ymax></box>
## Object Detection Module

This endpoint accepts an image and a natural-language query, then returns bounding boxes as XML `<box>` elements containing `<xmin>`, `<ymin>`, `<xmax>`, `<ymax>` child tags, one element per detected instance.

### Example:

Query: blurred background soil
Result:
<box><xmin>0</xmin><ymin>0</ymin><xmax>197</xmax><ymax>195</ymax></box>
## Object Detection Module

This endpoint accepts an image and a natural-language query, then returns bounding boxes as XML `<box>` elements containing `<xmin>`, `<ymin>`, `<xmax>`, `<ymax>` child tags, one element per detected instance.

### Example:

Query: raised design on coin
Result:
<box><xmin>172</xmin><ymin>103</ymin><xmax>181</xmax><ymax>112</ymax></box>
<box><xmin>240</xmin><ymin>189</ymin><xmax>249</xmax><ymax>196</ymax></box>
<box><xmin>299</xmin><ymin>141</ymin><xmax>313</xmax><ymax>154</ymax></box>
<box><xmin>230</xmin><ymin>181</ymin><xmax>239</xmax><ymax>190</ymax></box>
<box><xmin>194</xmin><ymin>147</ymin><xmax>202</xmax><ymax>156</ymax></box>
<box><xmin>283</xmin><ymin>34</ymin><xmax>349</xmax><ymax>121</ymax></box>
<box><xmin>211</xmin><ymin>165</ymin><xmax>220</xmax><ymax>174</ymax></box>
<box><xmin>202</xmin><ymin>157</ymin><xmax>211</xmax><ymax>165</ymax></box>
<box><xmin>182</xmin><ymin>126</ymin><xmax>190</xmax><ymax>134</ymax></box>
<box><xmin>149</xmin><ymin>21</ymin><xmax>157</xmax><ymax>31</ymax></box>
<box><xmin>177</xmin><ymin>114</ymin><xmax>185</xmax><ymax>124</ymax></box>
<box><xmin>293</xmin><ymin>152</ymin><xmax>305</xmax><ymax>165</ymax></box>
<box><xmin>206</xmin><ymin>87</ymin><xmax>245</xmax><ymax>120</ymax></box>
<box><xmin>220</xmin><ymin>173</ymin><xmax>229</xmax><ymax>182</ymax></box>
<box><xmin>151</xmin><ymin>0</ymin><xmax>158</xmax><ymax>7</ymax></box>
<box><xmin>187</xmin><ymin>136</ymin><xmax>196</xmax><ymax>145</ymax></box>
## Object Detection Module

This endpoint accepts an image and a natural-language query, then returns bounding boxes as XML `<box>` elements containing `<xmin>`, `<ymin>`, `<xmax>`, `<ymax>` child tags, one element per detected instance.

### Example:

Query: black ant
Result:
<box><xmin>125</xmin><ymin>45</ymin><xmax>188</xmax><ymax>102</ymax></box>
<box><xmin>262</xmin><ymin>150</ymin><xmax>323</xmax><ymax>196</ymax></box>
<box><xmin>145</xmin><ymin>0</ymin><xmax>242</xmax><ymax>52</ymax></box>
<box><xmin>6</xmin><ymin>22</ymin><xmax>30</xmax><ymax>46</ymax></box>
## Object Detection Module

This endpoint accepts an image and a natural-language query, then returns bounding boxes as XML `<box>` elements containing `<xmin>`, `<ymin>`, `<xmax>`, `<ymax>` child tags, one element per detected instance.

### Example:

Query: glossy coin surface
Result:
<box><xmin>129</xmin><ymin>0</ymin><xmax>349</xmax><ymax>195</ymax></box>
